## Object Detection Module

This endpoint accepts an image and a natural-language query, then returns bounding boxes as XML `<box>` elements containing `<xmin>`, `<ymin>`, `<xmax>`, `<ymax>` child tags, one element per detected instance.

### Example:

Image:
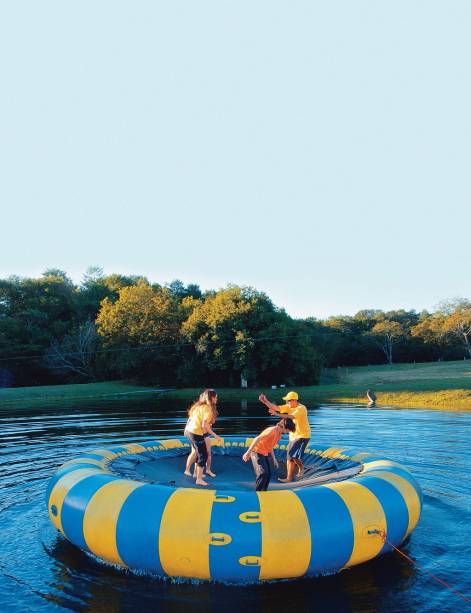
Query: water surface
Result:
<box><xmin>0</xmin><ymin>396</ymin><xmax>470</xmax><ymax>612</ymax></box>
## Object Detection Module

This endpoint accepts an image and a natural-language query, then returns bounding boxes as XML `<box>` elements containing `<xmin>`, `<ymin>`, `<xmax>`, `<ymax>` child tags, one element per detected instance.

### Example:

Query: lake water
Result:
<box><xmin>0</xmin><ymin>396</ymin><xmax>470</xmax><ymax>612</ymax></box>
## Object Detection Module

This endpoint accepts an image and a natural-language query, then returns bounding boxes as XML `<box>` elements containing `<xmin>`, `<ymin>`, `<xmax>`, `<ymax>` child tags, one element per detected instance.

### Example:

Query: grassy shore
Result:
<box><xmin>162</xmin><ymin>360</ymin><xmax>471</xmax><ymax>410</ymax></box>
<box><xmin>1</xmin><ymin>360</ymin><xmax>470</xmax><ymax>410</ymax></box>
<box><xmin>0</xmin><ymin>381</ymin><xmax>160</xmax><ymax>408</ymax></box>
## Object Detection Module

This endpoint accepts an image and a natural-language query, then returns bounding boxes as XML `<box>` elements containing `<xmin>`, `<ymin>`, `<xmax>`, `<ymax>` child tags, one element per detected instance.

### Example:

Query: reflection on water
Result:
<box><xmin>0</xmin><ymin>396</ymin><xmax>470</xmax><ymax>613</ymax></box>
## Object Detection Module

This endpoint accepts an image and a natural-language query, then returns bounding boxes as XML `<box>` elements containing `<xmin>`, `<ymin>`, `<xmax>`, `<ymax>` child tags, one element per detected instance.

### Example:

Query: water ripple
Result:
<box><xmin>0</xmin><ymin>399</ymin><xmax>469</xmax><ymax>613</ymax></box>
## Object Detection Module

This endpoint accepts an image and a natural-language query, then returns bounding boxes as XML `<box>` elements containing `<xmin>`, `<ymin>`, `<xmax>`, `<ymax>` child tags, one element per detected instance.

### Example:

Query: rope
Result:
<box><xmin>372</xmin><ymin>529</ymin><xmax>471</xmax><ymax>604</ymax></box>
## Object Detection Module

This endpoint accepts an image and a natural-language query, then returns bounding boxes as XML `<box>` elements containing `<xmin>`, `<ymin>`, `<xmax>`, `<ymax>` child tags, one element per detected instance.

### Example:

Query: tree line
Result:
<box><xmin>0</xmin><ymin>268</ymin><xmax>470</xmax><ymax>388</ymax></box>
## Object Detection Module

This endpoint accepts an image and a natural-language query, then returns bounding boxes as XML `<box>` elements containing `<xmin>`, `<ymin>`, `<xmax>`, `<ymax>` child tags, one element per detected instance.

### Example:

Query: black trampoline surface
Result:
<box><xmin>108</xmin><ymin>446</ymin><xmax>362</xmax><ymax>490</ymax></box>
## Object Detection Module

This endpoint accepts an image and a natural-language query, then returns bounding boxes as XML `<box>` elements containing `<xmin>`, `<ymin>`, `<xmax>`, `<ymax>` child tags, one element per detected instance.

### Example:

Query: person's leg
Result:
<box><xmin>205</xmin><ymin>437</ymin><xmax>216</xmax><ymax>477</ymax></box>
<box><xmin>292</xmin><ymin>439</ymin><xmax>309</xmax><ymax>478</ymax></box>
<box><xmin>252</xmin><ymin>453</ymin><xmax>271</xmax><ymax>491</ymax></box>
<box><xmin>279</xmin><ymin>440</ymin><xmax>296</xmax><ymax>482</ymax></box>
<box><xmin>184</xmin><ymin>433</ymin><xmax>197</xmax><ymax>476</ymax></box>
<box><xmin>194</xmin><ymin>464</ymin><xmax>208</xmax><ymax>486</ymax></box>
<box><xmin>261</xmin><ymin>454</ymin><xmax>271</xmax><ymax>490</ymax></box>
<box><xmin>279</xmin><ymin>459</ymin><xmax>296</xmax><ymax>482</ymax></box>
<box><xmin>194</xmin><ymin>437</ymin><xmax>209</xmax><ymax>486</ymax></box>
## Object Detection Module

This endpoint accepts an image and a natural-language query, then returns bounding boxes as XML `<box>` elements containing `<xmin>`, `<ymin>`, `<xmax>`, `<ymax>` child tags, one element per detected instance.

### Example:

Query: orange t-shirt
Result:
<box><xmin>251</xmin><ymin>426</ymin><xmax>282</xmax><ymax>456</ymax></box>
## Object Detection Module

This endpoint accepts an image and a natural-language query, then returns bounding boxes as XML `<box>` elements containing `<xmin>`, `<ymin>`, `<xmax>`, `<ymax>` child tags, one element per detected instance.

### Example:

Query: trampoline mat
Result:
<box><xmin>108</xmin><ymin>445</ymin><xmax>362</xmax><ymax>490</ymax></box>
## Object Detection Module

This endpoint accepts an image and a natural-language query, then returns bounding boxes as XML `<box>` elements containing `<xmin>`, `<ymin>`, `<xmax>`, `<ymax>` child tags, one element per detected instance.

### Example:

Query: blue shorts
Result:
<box><xmin>203</xmin><ymin>433</ymin><xmax>211</xmax><ymax>439</ymax></box>
<box><xmin>287</xmin><ymin>438</ymin><xmax>309</xmax><ymax>461</ymax></box>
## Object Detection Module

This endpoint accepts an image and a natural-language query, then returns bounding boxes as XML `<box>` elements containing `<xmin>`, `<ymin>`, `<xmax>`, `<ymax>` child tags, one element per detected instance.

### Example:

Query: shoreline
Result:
<box><xmin>1</xmin><ymin>380</ymin><xmax>470</xmax><ymax>411</ymax></box>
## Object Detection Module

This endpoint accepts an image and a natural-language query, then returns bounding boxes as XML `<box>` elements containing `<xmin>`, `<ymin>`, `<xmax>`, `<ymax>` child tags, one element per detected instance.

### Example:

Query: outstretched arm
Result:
<box><xmin>259</xmin><ymin>393</ymin><xmax>279</xmax><ymax>413</ymax></box>
<box><xmin>202</xmin><ymin>419</ymin><xmax>222</xmax><ymax>441</ymax></box>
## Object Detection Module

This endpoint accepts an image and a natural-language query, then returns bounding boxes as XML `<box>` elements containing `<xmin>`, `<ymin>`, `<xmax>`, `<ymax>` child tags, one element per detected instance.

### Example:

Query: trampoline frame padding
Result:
<box><xmin>46</xmin><ymin>436</ymin><xmax>423</xmax><ymax>582</ymax></box>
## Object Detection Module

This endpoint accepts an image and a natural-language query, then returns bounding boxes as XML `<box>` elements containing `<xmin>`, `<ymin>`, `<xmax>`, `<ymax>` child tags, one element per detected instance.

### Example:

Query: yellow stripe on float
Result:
<box><xmin>257</xmin><ymin>491</ymin><xmax>310</xmax><ymax>580</ymax></box>
<box><xmin>160</xmin><ymin>439</ymin><xmax>185</xmax><ymax>449</ymax></box>
<box><xmin>88</xmin><ymin>449</ymin><xmax>116</xmax><ymax>459</ymax></box>
<box><xmin>324</xmin><ymin>481</ymin><xmax>386</xmax><ymax>568</ymax></box>
<box><xmin>83</xmin><ymin>480</ymin><xmax>143</xmax><ymax>566</ymax></box>
<box><xmin>122</xmin><ymin>443</ymin><xmax>147</xmax><ymax>454</ymax></box>
<box><xmin>362</xmin><ymin>460</ymin><xmax>407</xmax><ymax>472</ymax></box>
<box><xmin>350</xmin><ymin>452</ymin><xmax>376</xmax><ymax>462</ymax></box>
<box><xmin>362</xmin><ymin>470</ymin><xmax>421</xmax><ymax>536</ymax></box>
<box><xmin>48</xmin><ymin>468</ymin><xmax>104</xmax><ymax>534</ymax></box>
<box><xmin>321</xmin><ymin>447</ymin><xmax>346</xmax><ymax>458</ymax></box>
<box><xmin>159</xmin><ymin>488</ymin><xmax>215</xmax><ymax>579</ymax></box>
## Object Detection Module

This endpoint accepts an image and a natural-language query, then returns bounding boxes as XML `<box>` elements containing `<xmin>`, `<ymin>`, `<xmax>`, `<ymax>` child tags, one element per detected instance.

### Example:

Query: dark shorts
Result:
<box><xmin>251</xmin><ymin>452</ymin><xmax>271</xmax><ymax>491</ymax></box>
<box><xmin>287</xmin><ymin>438</ymin><xmax>310</xmax><ymax>461</ymax></box>
<box><xmin>203</xmin><ymin>433</ymin><xmax>211</xmax><ymax>439</ymax></box>
<box><xmin>185</xmin><ymin>430</ymin><xmax>208</xmax><ymax>467</ymax></box>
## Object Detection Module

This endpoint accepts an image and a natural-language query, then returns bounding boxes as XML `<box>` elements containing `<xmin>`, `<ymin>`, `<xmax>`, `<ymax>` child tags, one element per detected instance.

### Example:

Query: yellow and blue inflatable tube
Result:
<box><xmin>46</xmin><ymin>436</ymin><xmax>422</xmax><ymax>582</ymax></box>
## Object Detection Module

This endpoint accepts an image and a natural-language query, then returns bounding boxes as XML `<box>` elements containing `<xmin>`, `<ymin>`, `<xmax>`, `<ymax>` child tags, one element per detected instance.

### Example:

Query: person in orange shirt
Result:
<box><xmin>259</xmin><ymin>390</ymin><xmax>311</xmax><ymax>483</ymax></box>
<box><xmin>242</xmin><ymin>418</ymin><xmax>295</xmax><ymax>491</ymax></box>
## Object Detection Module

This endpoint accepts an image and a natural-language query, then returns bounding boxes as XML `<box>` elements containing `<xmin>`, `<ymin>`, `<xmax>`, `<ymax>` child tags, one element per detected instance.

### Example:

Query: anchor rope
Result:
<box><xmin>374</xmin><ymin>529</ymin><xmax>471</xmax><ymax>604</ymax></box>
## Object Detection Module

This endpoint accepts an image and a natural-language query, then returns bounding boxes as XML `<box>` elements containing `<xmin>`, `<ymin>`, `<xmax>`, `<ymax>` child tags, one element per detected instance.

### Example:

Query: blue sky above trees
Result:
<box><xmin>1</xmin><ymin>1</ymin><xmax>470</xmax><ymax>319</ymax></box>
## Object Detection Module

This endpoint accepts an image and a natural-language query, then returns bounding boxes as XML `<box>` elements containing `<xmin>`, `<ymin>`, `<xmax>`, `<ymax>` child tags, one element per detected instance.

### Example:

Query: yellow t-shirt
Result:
<box><xmin>278</xmin><ymin>403</ymin><xmax>311</xmax><ymax>441</ymax></box>
<box><xmin>186</xmin><ymin>404</ymin><xmax>213</xmax><ymax>436</ymax></box>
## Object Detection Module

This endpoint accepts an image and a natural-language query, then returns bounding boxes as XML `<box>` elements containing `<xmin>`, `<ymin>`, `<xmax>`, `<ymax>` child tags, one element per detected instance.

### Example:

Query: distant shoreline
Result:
<box><xmin>1</xmin><ymin>359</ymin><xmax>470</xmax><ymax>411</ymax></box>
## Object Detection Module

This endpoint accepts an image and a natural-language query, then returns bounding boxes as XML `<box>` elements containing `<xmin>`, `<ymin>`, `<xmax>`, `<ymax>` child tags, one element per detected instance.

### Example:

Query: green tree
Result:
<box><xmin>0</xmin><ymin>273</ymin><xmax>77</xmax><ymax>385</ymax></box>
<box><xmin>411</xmin><ymin>311</ymin><xmax>449</xmax><ymax>358</ymax></box>
<box><xmin>181</xmin><ymin>286</ymin><xmax>324</xmax><ymax>386</ymax></box>
<box><xmin>96</xmin><ymin>282</ymin><xmax>187</xmax><ymax>383</ymax></box>
<box><xmin>369</xmin><ymin>320</ymin><xmax>405</xmax><ymax>364</ymax></box>
<box><xmin>441</xmin><ymin>300</ymin><xmax>471</xmax><ymax>357</ymax></box>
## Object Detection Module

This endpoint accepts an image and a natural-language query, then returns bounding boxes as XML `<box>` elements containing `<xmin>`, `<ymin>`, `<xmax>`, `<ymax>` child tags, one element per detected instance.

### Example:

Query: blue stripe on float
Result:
<box><xmin>60</xmin><ymin>474</ymin><xmax>118</xmax><ymax>551</ymax></box>
<box><xmin>354</xmin><ymin>475</ymin><xmax>409</xmax><ymax>554</ymax></box>
<box><xmin>362</xmin><ymin>466</ymin><xmax>422</xmax><ymax>506</ymax></box>
<box><xmin>45</xmin><ymin>463</ymin><xmax>105</xmax><ymax>505</ymax></box>
<box><xmin>106</xmin><ymin>446</ymin><xmax>130</xmax><ymax>455</ymax></box>
<box><xmin>139</xmin><ymin>440</ymin><xmax>163</xmax><ymax>449</ymax></box>
<box><xmin>115</xmin><ymin>484</ymin><xmax>174</xmax><ymax>574</ymax></box>
<box><xmin>295</xmin><ymin>486</ymin><xmax>354</xmax><ymax>575</ymax></box>
<box><xmin>209</xmin><ymin>490</ymin><xmax>261</xmax><ymax>582</ymax></box>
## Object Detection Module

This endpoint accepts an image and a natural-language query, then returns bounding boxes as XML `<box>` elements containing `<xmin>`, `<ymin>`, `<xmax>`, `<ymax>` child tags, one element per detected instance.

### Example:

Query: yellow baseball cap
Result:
<box><xmin>282</xmin><ymin>391</ymin><xmax>298</xmax><ymax>401</ymax></box>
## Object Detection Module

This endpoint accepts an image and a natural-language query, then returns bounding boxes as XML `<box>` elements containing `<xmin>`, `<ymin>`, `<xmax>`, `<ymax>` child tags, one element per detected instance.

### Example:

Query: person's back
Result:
<box><xmin>243</xmin><ymin>419</ymin><xmax>295</xmax><ymax>491</ymax></box>
<box><xmin>251</xmin><ymin>425</ymin><xmax>282</xmax><ymax>456</ymax></box>
<box><xmin>186</xmin><ymin>403</ymin><xmax>212</xmax><ymax>435</ymax></box>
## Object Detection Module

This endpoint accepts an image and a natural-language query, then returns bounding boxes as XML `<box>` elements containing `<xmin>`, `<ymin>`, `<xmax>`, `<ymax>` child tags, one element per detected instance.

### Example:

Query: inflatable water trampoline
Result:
<box><xmin>46</xmin><ymin>436</ymin><xmax>422</xmax><ymax>582</ymax></box>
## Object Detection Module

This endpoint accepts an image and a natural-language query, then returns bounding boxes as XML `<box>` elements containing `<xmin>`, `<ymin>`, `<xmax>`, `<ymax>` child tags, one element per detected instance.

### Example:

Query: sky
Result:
<box><xmin>1</xmin><ymin>1</ymin><xmax>470</xmax><ymax>320</ymax></box>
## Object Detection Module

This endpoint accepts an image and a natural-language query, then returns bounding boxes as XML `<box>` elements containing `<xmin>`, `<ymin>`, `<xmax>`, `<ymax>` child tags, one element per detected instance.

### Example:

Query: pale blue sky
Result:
<box><xmin>1</xmin><ymin>2</ymin><xmax>470</xmax><ymax>319</ymax></box>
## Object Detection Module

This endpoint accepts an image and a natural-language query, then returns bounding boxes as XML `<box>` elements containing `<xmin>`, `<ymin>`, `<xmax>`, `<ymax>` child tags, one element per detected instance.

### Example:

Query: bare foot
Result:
<box><xmin>195</xmin><ymin>479</ymin><xmax>209</xmax><ymax>486</ymax></box>
<box><xmin>206</xmin><ymin>470</ymin><xmax>216</xmax><ymax>477</ymax></box>
<box><xmin>278</xmin><ymin>477</ymin><xmax>293</xmax><ymax>483</ymax></box>
<box><xmin>184</xmin><ymin>471</ymin><xmax>192</xmax><ymax>476</ymax></box>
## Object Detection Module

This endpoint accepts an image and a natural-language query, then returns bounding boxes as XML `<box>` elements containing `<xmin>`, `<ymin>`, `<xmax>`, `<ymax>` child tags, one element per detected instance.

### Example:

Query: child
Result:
<box><xmin>242</xmin><ymin>419</ymin><xmax>295</xmax><ymax>491</ymax></box>
<box><xmin>184</xmin><ymin>389</ymin><xmax>222</xmax><ymax>486</ymax></box>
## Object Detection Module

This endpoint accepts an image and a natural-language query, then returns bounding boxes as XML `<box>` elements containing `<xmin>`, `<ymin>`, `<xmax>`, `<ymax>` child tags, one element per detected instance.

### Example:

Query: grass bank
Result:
<box><xmin>1</xmin><ymin>360</ymin><xmax>470</xmax><ymax>410</ymax></box>
<box><xmin>0</xmin><ymin>381</ymin><xmax>160</xmax><ymax>408</ymax></box>
<box><xmin>162</xmin><ymin>360</ymin><xmax>471</xmax><ymax>410</ymax></box>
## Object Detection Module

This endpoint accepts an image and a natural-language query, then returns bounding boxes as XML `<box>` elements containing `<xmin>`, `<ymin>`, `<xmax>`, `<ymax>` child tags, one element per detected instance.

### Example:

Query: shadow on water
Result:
<box><xmin>0</xmin><ymin>396</ymin><xmax>470</xmax><ymax>612</ymax></box>
<box><xmin>42</xmin><ymin>531</ymin><xmax>418</xmax><ymax>613</ymax></box>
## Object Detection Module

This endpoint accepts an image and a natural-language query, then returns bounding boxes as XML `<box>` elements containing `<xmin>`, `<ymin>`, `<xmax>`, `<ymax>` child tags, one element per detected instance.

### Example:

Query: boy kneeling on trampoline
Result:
<box><xmin>242</xmin><ymin>419</ymin><xmax>295</xmax><ymax>491</ymax></box>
